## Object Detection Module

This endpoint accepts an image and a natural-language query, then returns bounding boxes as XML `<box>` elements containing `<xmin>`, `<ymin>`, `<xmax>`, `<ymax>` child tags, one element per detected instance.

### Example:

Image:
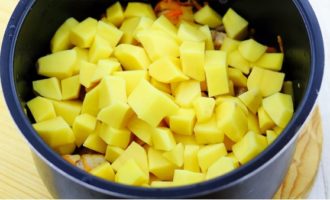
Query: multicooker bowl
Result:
<box><xmin>0</xmin><ymin>0</ymin><xmax>324</xmax><ymax>198</ymax></box>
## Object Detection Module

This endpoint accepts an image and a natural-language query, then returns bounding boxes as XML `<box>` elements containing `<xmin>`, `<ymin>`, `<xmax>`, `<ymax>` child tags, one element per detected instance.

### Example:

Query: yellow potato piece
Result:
<box><xmin>151</xmin><ymin>181</ymin><xmax>174</xmax><ymax>188</ymax></box>
<box><xmin>37</xmin><ymin>49</ymin><xmax>77</xmax><ymax>79</ymax></box>
<box><xmin>184</xmin><ymin>145</ymin><xmax>200</xmax><ymax>172</ymax></box>
<box><xmin>199</xmin><ymin>25</ymin><xmax>214</xmax><ymax>50</ymax></box>
<box><xmin>113</xmin><ymin>70</ymin><xmax>149</xmax><ymax>95</ymax></box>
<box><xmin>52</xmin><ymin>100</ymin><xmax>82</xmax><ymax>126</ymax></box>
<box><xmin>169</xmin><ymin>108</ymin><xmax>196</xmax><ymax>136</ymax></box>
<box><xmin>216</xmin><ymin>101</ymin><xmax>248</xmax><ymax>142</ymax></box>
<box><xmin>97</xmin><ymin>102</ymin><xmax>133</xmax><ymax>129</ymax></box>
<box><xmin>84</xmin><ymin>133</ymin><xmax>107</xmax><ymax>154</ymax></box>
<box><xmin>238</xmin><ymin>39</ymin><xmax>267</xmax><ymax>62</ymax></box>
<box><xmin>205</xmin><ymin>50</ymin><xmax>230</xmax><ymax>97</ymax></box>
<box><xmin>127</xmin><ymin>116</ymin><xmax>154</xmax><ymax>145</ymax></box>
<box><xmin>254</xmin><ymin>53</ymin><xmax>284</xmax><ymax>71</ymax></box>
<box><xmin>194</xmin><ymin>115</ymin><xmax>224</xmax><ymax>145</ymax></box>
<box><xmin>81</xmin><ymin>85</ymin><xmax>100</xmax><ymax>116</ymax></box>
<box><xmin>148</xmin><ymin>57</ymin><xmax>188</xmax><ymax>83</ymax></box>
<box><xmin>263</xmin><ymin>92</ymin><xmax>294</xmax><ymax>128</ymax></box>
<box><xmin>96</xmin><ymin>21</ymin><xmax>123</xmax><ymax>47</ymax></box>
<box><xmin>105</xmin><ymin>146</ymin><xmax>124</xmax><ymax>163</ymax></box>
<box><xmin>215</xmin><ymin>96</ymin><xmax>249</xmax><ymax>116</ymax></box>
<box><xmin>194</xmin><ymin>5</ymin><xmax>222</xmax><ymax>28</ymax></box>
<box><xmin>198</xmin><ymin>143</ymin><xmax>227</xmax><ymax>173</ymax></box>
<box><xmin>99</xmin><ymin>123</ymin><xmax>131</xmax><ymax>149</ymax></box>
<box><xmin>124</xmin><ymin>2</ymin><xmax>156</xmax><ymax>20</ymax></box>
<box><xmin>73</xmin><ymin>113</ymin><xmax>97</xmax><ymax>147</ymax></box>
<box><xmin>273</xmin><ymin>126</ymin><xmax>284</xmax><ymax>135</ymax></box>
<box><xmin>79</xmin><ymin>61</ymin><xmax>97</xmax><ymax>88</ymax></box>
<box><xmin>227</xmin><ymin>153</ymin><xmax>240</xmax><ymax>168</ymax></box>
<box><xmin>106</xmin><ymin>2</ymin><xmax>124</xmax><ymax>27</ymax></box>
<box><xmin>148</xmin><ymin>148</ymin><xmax>176</xmax><ymax>180</ymax></box>
<box><xmin>227</xmin><ymin>50</ymin><xmax>250</xmax><ymax>75</ymax></box>
<box><xmin>55</xmin><ymin>143</ymin><xmax>76</xmax><ymax>155</ymax></box>
<box><xmin>162</xmin><ymin>143</ymin><xmax>184</xmax><ymax>168</ymax></box>
<box><xmin>33</xmin><ymin>77</ymin><xmax>62</xmax><ymax>101</ymax></box>
<box><xmin>232</xmin><ymin>131</ymin><xmax>267</xmax><ymax>164</ymax></box>
<box><xmin>152</xmin><ymin>128</ymin><xmax>176</xmax><ymax>151</ymax></box>
<box><xmin>27</xmin><ymin>96</ymin><xmax>56</xmax><ymax>123</ymax></box>
<box><xmin>258</xmin><ymin>106</ymin><xmax>276</xmax><ymax>133</ymax></box>
<box><xmin>61</xmin><ymin>75</ymin><xmax>81</xmax><ymax>100</ymax></box>
<box><xmin>173</xmin><ymin>170</ymin><xmax>205</xmax><ymax>186</ymax></box>
<box><xmin>247</xmin><ymin>112</ymin><xmax>261</xmax><ymax>135</ymax></box>
<box><xmin>88</xmin><ymin>35</ymin><xmax>113</xmax><ymax>63</ymax></box>
<box><xmin>51</xmin><ymin>17</ymin><xmax>79</xmax><ymax>53</ymax></box>
<box><xmin>128</xmin><ymin>80</ymin><xmax>179</xmax><ymax>127</ymax></box>
<box><xmin>193</xmin><ymin>97</ymin><xmax>215</xmax><ymax>123</ymax></box>
<box><xmin>247</xmin><ymin>67</ymin><xmax>285</xmax><ymax>97</ymax></box>
<box><xmin>91</xmin><ymin>59</ymin><xmax>122</xmax><ymax>83</ymax></box>
<box><xmin>98</xmin><ymin>76</ymin><xmax>127</xmax><ymax>109</ymax></box>
<box><xmin>180</xmin><ymin>41</ymin><xmax>205</xmax><ymax>81</ymax></box>
<box><xmin>174</xmin><ymin>80</ymin><xmax>201</xmax><ymax>107</ymax></box>
<box><xmin>221</xmin><ymin>37</ymin><xmax>240</xmax><ymax>53</ymax></box>
<box><xmin>150</xmin><ymin>78</ymin><xmax>171</xmax><ymax>94</ymax></box>
<box><xmin>177</xmin><ymin>22</ymin><xmax>206</xmax><ymax>42</ymax></box>
<box><xmin>174</xmin><ymin>135</ymin><xmax>197</xmax><ymax>145</ymax></box>
<box><xmin>115</xmin><ymin>159</ymin><xmax>148</xmax><ymax>186</ymax></box>
<box><xmin>90</xmin><ymin>162</ymin><xmax>115</xmax><ymax>181</ymax></box>
<box><xmin>72</xmin><ymin>47</ymin><xmax>89</xmax><ymax>74</ymax></box>
<box><xmin>206</xmin><ymin>156</ymin><xmax>237</xmax><ymax>180</ymax></box>
<box><xmin>114</xmin><ymin>44</ymin><xmax>150</xmax><ymax>70</ymax></box>
<box><xmin>70</xmin><ymin>17</ymin><xmax>98</xmax><ymax>48</ymax></box>
<box><xmin>119</xmin><ymin>17</ymin><xmax>141</xmax><ymax>44</ymax></box>
<box><xmin>228</xmin><ymin>67</ymin><xmax>247</xmax><ymax>87</ymax></box>
<box><xmin>266</xmin><ymin>130</ymin><xmax>278</xmax><ymax>145</ymax></box>
<box><xmin>152</xmin><ymin>15</ymin><xmax>179</xmax><ymax>42</ymax></box>
<box><xmin>238</xmin><ymin>88</ymin><xmax>262</xmax><ymax>114</ymax></box>
<box><xmin>222</xmin><ymin>8</ymin><xmax>248</xmax><ymax>39</ymax></box>
<box><xmin>33</xmin><ymin>117</ymin><xmax>75</xmax><ymax>148</ymax></box>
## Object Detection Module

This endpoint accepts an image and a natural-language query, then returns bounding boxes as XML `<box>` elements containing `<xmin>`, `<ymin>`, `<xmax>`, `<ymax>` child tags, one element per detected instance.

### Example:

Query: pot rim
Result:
<box><xmin>0</xmin><ymin>0</ymin><xmax>324</xmax><ymax>198</ymax></box>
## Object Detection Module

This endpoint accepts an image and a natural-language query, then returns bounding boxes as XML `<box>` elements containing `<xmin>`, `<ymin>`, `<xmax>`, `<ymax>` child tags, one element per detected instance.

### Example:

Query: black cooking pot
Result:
<box><xmin>0</xmin><ymin>0</ymin><xmax>324</xmax><ymax>198</ymax></box>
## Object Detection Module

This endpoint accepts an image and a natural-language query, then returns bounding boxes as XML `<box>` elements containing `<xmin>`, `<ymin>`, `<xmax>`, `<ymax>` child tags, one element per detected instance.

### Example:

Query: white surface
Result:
<box><xmin>308</xmin><ymin>0</ymin><xmax>329</xmax><ymax>199</ymax></box>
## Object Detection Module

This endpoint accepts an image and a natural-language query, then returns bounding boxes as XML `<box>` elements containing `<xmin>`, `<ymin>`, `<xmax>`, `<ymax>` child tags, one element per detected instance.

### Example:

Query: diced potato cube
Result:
<box><xmin>114</xmin><ymin>44</ymin><xmax>150</xmax><ymax>70</ymax></box>
<box><xmin>198</xmin><ymin>143</ymin><xmax>227</xmax><ymax>173</ymax></box>
<box><xmin>37</xmin><ymin>49</ymin><xmax>77</xmax><ymax>79</ymax></box>
<box><xmin>98</xmin><ymin>76</ymin><xmax>127</xmax><ymax>109</ymax></box>
<box><xmin>174</xmin><ymin>135</ymin><xmax>197</xmax><ymax>145</ymax></box>
<box><xmin>128</xmin><ymin>80</ymin><xmax>179</xmax><ymax>127</ymax></box>
<box><xmin>151</xmin><ymin>181</ymin><xmax>174</xmax><ymax>187</ymax></box>
<box><xmin>79</xmin><ymin>61</ymin><xmax>97</xmax><ymax>88</ymax></box>
<box><xmin>52</xmin><ymin>100</ymin><xmax>81</xmax><ymax>126</ymax></box>
<box><xmin>184</xmin><ymin>145</ymin><xmax>200</xmax><ymax>172</ymax></box>
<box><xmin>33</xmin><ymin>77</ymin><xmax>62</xmax><ymax>101</ymax></box>
<box><xmin>266</xmin><ymin>130</ymin><xmax>278</xmax><ymax>145</ymax></box>
<box><xmin>152</xmin><ymin>15</ymin><xmax>178</xmax><ymax>42</ymax></box>
<box><xmin>174</xmin><ymin>80</ymin><xmax>201</xmax><ymax>107</ymax></box>
<box><xmin>173</xmin><ymin>170</ymin><xmax>205</xmax><ymax>186</ymax></box>
<box><xmin>162</xmin><ymin>143</ymin><xmax>184</xmax><ymax>168</ymax></box>
<box><xmin>151</xmin><ymin>78</ymin><xmax>171</xmax><ymax>94</ymax></box>
<box><xmin>124</xmin><ymin>2</ymin><xmax>156</xmax><ymax>20</ymax></box>
<box><xmin>222</xmin><ymin>8</ymin><xmax>248</xmax><ymax>39</ymax></box>
<box><xmin>73</xmin><ymin>113</ymin><xmax>97</xmax><ymax>147</ymax></box>
<box><xmin>90</xmin><ymin>162</ymin><xmax>115</xmax><ymax>181</ymax></box>
<box><xmin>216</xmin><ymin>101</ymin><xmax>248</xmax><ymax>142</ymax></box>
<box><xmin>81</xmin><ymin>85</ymin><xmax>100</xmax><ymax>116</ymax></box>
<box><xmin>61</xmin><ymin>75</ymin><xmax>81</xmax><ymax>100</ymax></box>
<box><xmin>70</xmin><ymin>17</ymin><xmax>98</xmax><ymax>48</ymax></box>
<box><xmin>205</xmin><ymin>50</ymin><xmax>230</xmax><ymax>97</ymax></box>
<box><xmin>119</xmin><ymin>17</ymin><xmax>141</xmax><ymax>44</ymax></box>
<box><xmin>227</xmin><ymin>50</ymin><xmax>250</xmax><ymax>74</ymax></box>
<box><xmin>254</xmin><ymin>53</ymin><xmax>284</xmax><ymax>71</ymax></box>
<box><xmin>113</xmin><ymin>70</ymin><xmax>149</xmax><ymax>95</ymax></box>
<box><xmin>238</xmin><ymin>88</ymin><xmax>262</xmax><ymax>114</ymax></box>
<box><xmin>99</xmin><ymin>123</ymin><xmax>131</xmax><ymax>149</ymax></box>
<box><xmin>194</xmin><ymin>115</ymin><xmax>224</xmax><ymax>145</ymax></box>
<box><xmin>194</xmin><ymin>5</ymin><xmax>222</xmax><ymax>28</ymax></box>
<box><xmin>97</xmin><ymin>21</ymin><xmax>123</xmax><ymax>47</ymax></box>
<box><xmin>263</xmin><ymin>93</ymin><xmax>294</xmax><ymax>128</ymax></box>
<box><xmin>227</xmin><ymin>153</ymin><xmax>240</xmax><ymax>168</ymax></box>
<box><xmin>106</xmin><ymin>2</ymin><xmax>124</xmax><ymax>27</ymax></box>
<box><xmin>51</xmin><ymin>17</ymin><xmax>79</xmax><ymax>53</ymax></box>
<box><xmin>149</xmin><ymin>57</ymin><xmax>188</xmax><ymax>83</ymax></box>
<box><xmin>239</xmin><ymin>39</ymin><xmax>267</xmax><ymax>62</ymax></box>
<box><xmin>193</xmin><ymin>97</ymin><xmax>215</xmax><ymax>123</ymax></box>
<box><xmin>221</xmin><ymin>37</ymin><xmax>240</xmax><ymax>53</ymax></box>
<box><xmin>116</xmin><ymin>159</ymin><xmax>148</xmax><ymax>186</ymax></box>
<box><xmin>273</xmin><ymin>126</ymin><xmax>284</xmax><ymax>135</ymax></box>
<box><xmin>97</xmin><ymin>102</ymin><xmax>133</xmax><ymax>129</ymax></box>
<box><xmin>127</xmin><ymin>116</ymin><xmax>154</xmax><ymax>145</ymax></box>
<box><xmin>148</xmin><ymin>148</ymin><xmax>176</xmax><ymax>180</ymax></box>
<box><xmin>83</xmin><ymin>133</ymin><xmax>107</xmax><ymax>154</ymax></box>
<box><xmin>199</xmin><ymin>25</ymin><xmax>214</xmax><ymax>50</ymax></box>
<box><xmin>169</xmin><ymin>108</ymin><xmax>196</xmax><ymax>136</ymax></box>
<box><xmin>33</xmin><ymin>117</ymin><xmax>75</xmax><ymax>148</ymax></box>
<box><xmin>112</xmin><ymin>142</ymin><xmax>149</xmax><ymax>177</ymax></box>
<box><xmin>248</xmin><ymin>67</ymin><xmax>285</xmax><ymax>97</ymax></box>
<box><xmin>105</xmin><ymin>146</ymin><xmax>124</xmax><ymax>163</ymax></box>
<box><xmin>89</xmin><ymin>35</ymin><xmax>113</xmax><ymax>63</ymax></box>
<box><xmin>177</xmin><ymin>22</ymin><xmax>206</xmax><ymax>42</ymax></box>
<box><xmin>228</xmin><ymin>67</ymin><xmax>247</xmax><ymax>87</ymax></box>
<box><xmin>152</xmin><ymin>128</ymin><xmax>176</xmax><ymax>151</ymax></box>
<box><xmin>206</xmin><ymin>156</ymin><xmax>237</xmax><ymax>180</ymax></box>
<box><xmin>215</xmin><ymin>96</ymin><xmax>248</xmax><ymax>115</ymax></box>
<box><xmin>232</xmin><ymin>131</ymin><xmax>267</xmax><ymax>164</ymax></box>
<box><xmin>180</xmin><ymin>41</ymin><xmax>205</xmax><ymax>81</ymax></box>
<box><xmin>137</xmin><ymin>29</ymin><xmax>180</xmax><ymax>61</ymax></box>
<box><xmin>258</xmin><ymin>106</ymin><xmax>276</xmax><ymax>133</ymax></box>
<box><xmin>72</xmin><ymin>47</ymin><xmax>89</xmax><ymax>74</ymax></box>
<box><xmin>248</xmin><ymin>112</ymin><xmax>261</xmax><ymax>135</ymax></box>
<box><xmin>55</xmin><ymin>143</ymin><xmax>76</xmax><ymax>155</ymax></box>
<box><xmin>91</xmin><ymin>59</ymin><xmax>121</xmax><ymax>83</ymax></box>
<box><xmin>27</xmin><ymin>96</ymin><xmax>56</xmax><ymax>123</ymax></box>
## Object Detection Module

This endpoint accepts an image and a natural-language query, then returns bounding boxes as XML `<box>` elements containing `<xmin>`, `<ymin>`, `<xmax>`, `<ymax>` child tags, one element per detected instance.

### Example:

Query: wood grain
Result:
<box><xmin>0</xmin><ymin>0</ymin><xmax>323</xmax><ymax>198</ymax></box>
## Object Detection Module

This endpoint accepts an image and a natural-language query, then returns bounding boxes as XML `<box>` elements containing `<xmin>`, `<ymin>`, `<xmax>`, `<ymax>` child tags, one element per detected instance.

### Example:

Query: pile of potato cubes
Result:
<box><xmin>27</xmin><ymin>1</ymin><xmax>294</xmax><ymax>187</ymax></box>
